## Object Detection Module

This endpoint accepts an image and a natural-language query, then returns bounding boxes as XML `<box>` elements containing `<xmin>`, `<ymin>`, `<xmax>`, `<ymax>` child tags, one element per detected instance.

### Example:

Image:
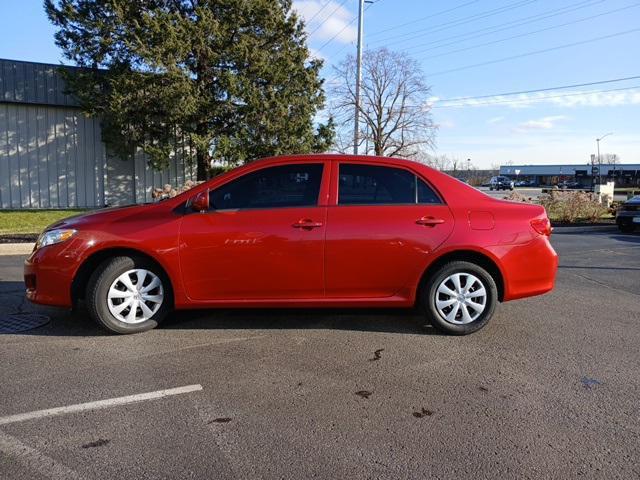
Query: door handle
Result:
<box><xmin>292</xmin><ymin>219</ymin><xmax>323</xmax><ymax>229</ymax></box>
<box><xmin>416</xmin><ymin>216</ymin><xmax>445</xmax><ymax>227</ymax></box>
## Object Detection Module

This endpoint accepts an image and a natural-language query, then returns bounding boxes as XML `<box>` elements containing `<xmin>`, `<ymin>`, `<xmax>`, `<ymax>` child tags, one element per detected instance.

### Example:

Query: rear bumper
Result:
<box><xmin>492</xmin><ymin>235</ymin><xmax>558</xmax><ymax>301</ymax></box>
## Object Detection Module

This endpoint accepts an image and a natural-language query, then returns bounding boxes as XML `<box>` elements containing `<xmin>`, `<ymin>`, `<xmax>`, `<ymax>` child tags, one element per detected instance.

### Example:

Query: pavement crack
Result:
<box><xmin>565</xmin><ymin>271</ymin><xmax>640</xmax><ymax>297</ymax></box>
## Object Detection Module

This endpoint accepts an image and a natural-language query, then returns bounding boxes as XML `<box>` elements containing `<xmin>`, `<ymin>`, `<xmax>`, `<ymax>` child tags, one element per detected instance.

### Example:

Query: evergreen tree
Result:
<box><xmin>45</xmin><ymin>0</ymin><xmax>334</xmax><ymax>179</ymax></box>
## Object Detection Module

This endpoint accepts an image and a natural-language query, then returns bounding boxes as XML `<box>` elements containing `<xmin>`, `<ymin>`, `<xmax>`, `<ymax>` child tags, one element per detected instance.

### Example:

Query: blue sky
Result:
<box><xmin>1</xmin><ymin>0</ymin><xmax>639</xmax><ymax>168</ymax></box>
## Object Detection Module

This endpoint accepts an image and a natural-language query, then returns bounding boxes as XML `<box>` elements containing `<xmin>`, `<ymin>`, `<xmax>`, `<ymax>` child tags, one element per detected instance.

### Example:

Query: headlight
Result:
<box><xmin>35</xmin><ymin>229</ymin><xmax>77</xmax><ymax>250</ymax></box>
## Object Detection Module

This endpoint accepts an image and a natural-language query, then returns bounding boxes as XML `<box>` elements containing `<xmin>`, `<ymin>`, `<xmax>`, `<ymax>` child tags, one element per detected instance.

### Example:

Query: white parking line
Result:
<box><xmin>0</xmin><ymin>384</ymin><xmax>203</xmax><ymax>426</ymax></box>
<box><xmin>0</xmin><ymin>430</ymin><xmax>84</xmax><ymax>480</ymax></box>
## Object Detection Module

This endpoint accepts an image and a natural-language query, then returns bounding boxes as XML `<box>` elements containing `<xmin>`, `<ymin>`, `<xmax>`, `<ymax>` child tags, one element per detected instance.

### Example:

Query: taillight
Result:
<box><xmin>531</xmin><ymin>217</ymin><xmax>552</xmax><ymax>236</ymax></box>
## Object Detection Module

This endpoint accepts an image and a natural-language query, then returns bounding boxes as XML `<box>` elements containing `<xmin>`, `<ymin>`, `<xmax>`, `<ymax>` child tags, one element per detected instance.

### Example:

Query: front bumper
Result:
<box><xmin>616</xmin><ymin>211</ymin><xmax>640</xmax><ymax>226</ymax></box>
<box><xmin>24</xmin><ymin>241</ymin><xmax>84</xmax><ymax>308</ymax></box>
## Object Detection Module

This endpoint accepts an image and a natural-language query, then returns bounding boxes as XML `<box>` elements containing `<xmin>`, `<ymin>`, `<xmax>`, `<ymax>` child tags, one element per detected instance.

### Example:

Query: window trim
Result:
<box><xmin>203</xmin><ymin>162</ymin><xmax>327</xmax><ymax>213</ymax></box>
<box><xmin>335</xmin><ymin>162</ymin><xmax>444</xmax><ymax>207</ymax></box>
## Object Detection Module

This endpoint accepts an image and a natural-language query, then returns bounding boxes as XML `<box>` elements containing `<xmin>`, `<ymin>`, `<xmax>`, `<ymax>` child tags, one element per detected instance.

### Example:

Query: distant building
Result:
<box><xmin>0</xmin><ymin>58</ymin><xmax>195</xmax><ymax>210</ymax></box>
<box><xmin>499</xmin><ymin>163</ymin><xmax>640</xmax><ymax>187</ymax></box>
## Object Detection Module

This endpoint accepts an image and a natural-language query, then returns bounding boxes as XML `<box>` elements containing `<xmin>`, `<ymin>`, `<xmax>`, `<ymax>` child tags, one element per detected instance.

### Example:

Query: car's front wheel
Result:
<box><xmin>422</xmin><ymin>261</ymin><xmax>497</xmax><ymax>335</ymax></box>
<box><xmin>618</xmin><ymin>224</ymin><xmax>635</xmax><ymax>233</ymax></box>
<box><xmin>86</xmin><ymin>256</ymin><xmax>172</xmax><ymax>334</ymax></box>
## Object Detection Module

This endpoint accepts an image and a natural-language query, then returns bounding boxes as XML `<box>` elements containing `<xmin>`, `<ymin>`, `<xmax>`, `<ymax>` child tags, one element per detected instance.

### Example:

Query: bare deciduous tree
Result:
<box><xmin>331</xmin><ymin>48</ymin><xmax>436</xmax><ymax>158</ymax></box>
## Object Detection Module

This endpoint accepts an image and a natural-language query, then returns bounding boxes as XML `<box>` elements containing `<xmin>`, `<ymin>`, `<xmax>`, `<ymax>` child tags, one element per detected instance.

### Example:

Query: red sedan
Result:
<box><xmin>24</xmin><ymin>155</ymin><xmax>557</xmax><ymax>335</ymax></box>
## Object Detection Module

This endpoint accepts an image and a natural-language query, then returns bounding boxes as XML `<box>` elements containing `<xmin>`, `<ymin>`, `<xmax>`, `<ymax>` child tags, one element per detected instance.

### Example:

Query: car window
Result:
<box><xmin>209</xmin><ymin>163</ymin><xmax>324</xmax><ymax>210</ymax></box>
<box><xmin>417</xmin><ymin>178</ymin><xmax>441</xmax><ymax>204</ymax></box>
<box><xmin>338</xmin><ymin>163</ymin><xmax>441</xmax><ymax>205</ymax></box>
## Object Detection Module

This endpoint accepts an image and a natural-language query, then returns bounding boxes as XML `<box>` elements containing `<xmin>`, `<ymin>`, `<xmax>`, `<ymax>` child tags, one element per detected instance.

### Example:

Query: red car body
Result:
<box><xmin>25</xmin><ymin>154</ymin><xmax>557</xmax><ymax>317</ymax></box>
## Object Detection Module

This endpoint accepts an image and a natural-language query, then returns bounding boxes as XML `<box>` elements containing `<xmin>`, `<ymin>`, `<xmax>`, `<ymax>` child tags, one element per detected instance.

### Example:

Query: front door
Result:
<box><xmin>325</xmin><ymin>162</ymin><xmax>454</xmax><ymax>298</ymax></box>
<box><xmin>179</xmin><ymin>162</ymin><xmax>327</xmax><ymax>301</ymax></box>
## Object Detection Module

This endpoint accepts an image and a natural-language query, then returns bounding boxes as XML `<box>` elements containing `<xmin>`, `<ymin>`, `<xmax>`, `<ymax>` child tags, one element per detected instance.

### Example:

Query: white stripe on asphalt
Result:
<box><xmin>0</xmin><ymin>384</ymin><xmax>203</xmax><ymax>426</ymax></box>
<box><xmin>0</xmin><ymin>430</ymin><xmax>85</xmax><ymax>480</ymax></box>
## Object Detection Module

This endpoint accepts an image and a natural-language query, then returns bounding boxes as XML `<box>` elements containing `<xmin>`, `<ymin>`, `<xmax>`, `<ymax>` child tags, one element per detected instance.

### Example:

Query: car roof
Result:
<box><xmin>260</xmin><ymin>153</ymin><xmax>424</xmax><ymax>166</ymax></box>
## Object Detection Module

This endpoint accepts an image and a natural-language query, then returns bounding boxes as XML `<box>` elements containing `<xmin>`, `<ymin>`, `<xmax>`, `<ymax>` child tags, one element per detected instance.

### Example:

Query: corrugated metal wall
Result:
<box><xmin>0</xmin><ymin>102</ymin><xmax>105</xmax><ymax>208</ymax></box>
<box><xmin>0</xmin><ymin>58</ymin><xmax>78</xmax><ymax>107</ymax></box>
<box><xmin>0</xmin><ymin>59</ymin><xmax>196</xmax><ymax>209</ymax></box>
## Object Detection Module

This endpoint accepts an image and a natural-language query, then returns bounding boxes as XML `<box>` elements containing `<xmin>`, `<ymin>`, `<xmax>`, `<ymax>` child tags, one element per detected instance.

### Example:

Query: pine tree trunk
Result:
<box><xmin>195</xmin><ymin>118</ymin><xmax>210</xmax><ymax>181</ymax></box>
<box><xmin>196</xmin><ymin>149</ymin><xmax>209</xmax><ymax>181</ymax></box>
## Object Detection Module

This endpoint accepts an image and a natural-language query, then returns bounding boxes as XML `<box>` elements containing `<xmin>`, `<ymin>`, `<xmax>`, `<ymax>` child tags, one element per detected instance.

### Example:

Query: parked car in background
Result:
<box><xmin>558</xmin><ymin>181</ymin><xmax>581</xmax><ymax>190</ymax></box>
<box><xmin>25</xmin><ymin>155</ymin><xmax>557</xmax><ymax>336</ymax></box>
<box><xmin>489</xmin><ymin>176</ymin><xmax>514</xmax><ymax>191</ymax></box>
<box><xmin>616</xmin><ymin>195</ymin><xmax>640</xmax><ymax>233</ymax></box>
<box><xmin>515</xmin><ymin>180</ymin><xmax>534</xmax><ymax>187</ymax></box>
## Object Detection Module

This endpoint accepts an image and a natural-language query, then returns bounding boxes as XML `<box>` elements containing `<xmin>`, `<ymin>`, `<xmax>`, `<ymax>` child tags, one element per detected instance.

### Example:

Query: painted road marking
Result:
<box><xmin>0</xmin><ymin>430</ymin><xmax>84</xmax><ymax>480</ymax></box>
<box><xmin>0</xmin><ymin>384</ymin><xmax>203</xmax><ymax>426</ymax></box>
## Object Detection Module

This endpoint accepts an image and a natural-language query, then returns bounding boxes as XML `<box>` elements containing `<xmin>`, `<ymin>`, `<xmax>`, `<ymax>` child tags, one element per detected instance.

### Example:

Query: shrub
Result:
<box><xmin>538</xmin><ymin>190</ymin><xmax>608</xmax><ymax>223</ymax></box>
<box><xmin>152</xmin><ymin>180</ymin><xmax>202</xmax><ymax>201</ymax></box>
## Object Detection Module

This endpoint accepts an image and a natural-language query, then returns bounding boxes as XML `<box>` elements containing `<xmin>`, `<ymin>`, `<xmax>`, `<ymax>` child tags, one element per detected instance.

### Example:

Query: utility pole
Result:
<box><xmin>596</xmin><ymin>132</ymin><xmax>613</xmax><ymax>185</ymax></box>
<box><xmin>353</xmin><ymin>0</ymin><xmax>366</xmax><ymax>154</ymax></box>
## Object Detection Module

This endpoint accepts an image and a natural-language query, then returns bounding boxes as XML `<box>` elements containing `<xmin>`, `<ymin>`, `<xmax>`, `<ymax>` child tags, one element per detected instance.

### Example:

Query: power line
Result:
<box><xmin>376</xmin><ymin>83</ymin><xmax>640</xmax><ymax>111</ymax></box>
<box><xmin>362</xmin><ymin>77</ymin><xmax>640</xmax><ymax>110</ymax></box>
<box><xmin>434</xmin><ymin>75</ymin><xmax>640</xmax><ymax>103</ymax></box>
<box><xmin>426</xmin><ymin>27</ymin><xmax>640</xmax><ymax>77</ymax></box>
<box><xmin>307</xmin><ymin>0</ymin><xmax>350</xmax><ymax>37</ymax></box>
<box><xmin>317</xmin><ymin>0</ymin><xmax>382</xmax><ymax>52</ymax></box>
<box><xmin>305</xmin><ymin>0</ymin><xmax>334</xmax><ymax>25</ymax></box>
<box><xmin>432</xmin><ymin>84</ymin><xmax>640</xmax><ymax>108</ymax></box>
<box><xmin>367</xmin><ymin>0</ymin><xmax>481</xmax><ymax>38</ymax></box>
<box><xmin>373</xmin><ymin>0</ymin><xmax>539</xmax><ymax>47</ymax></box>
<box><xmin>417</xmin><ymin>2</ymin><xmax>640</xmax><ymax>61</ymax></box>
<box><xmin>405</xmin><ymin>0</ymin><xmax>603</xmax><ymax>56</ymax></box>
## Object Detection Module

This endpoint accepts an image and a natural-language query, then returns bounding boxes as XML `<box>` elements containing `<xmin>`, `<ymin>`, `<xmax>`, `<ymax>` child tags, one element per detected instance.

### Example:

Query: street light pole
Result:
<box><xmin>596</xmin><ymin>132</ymin><xmax>613</xmax><ymax>185</ymax></box>
<box><xmin>353</xmin><ymin>0</ymin><xmax>365</xmax><ymax>155</ymax></box>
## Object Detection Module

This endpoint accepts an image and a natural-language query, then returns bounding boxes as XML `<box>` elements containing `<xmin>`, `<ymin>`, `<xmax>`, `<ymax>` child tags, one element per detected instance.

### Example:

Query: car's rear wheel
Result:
<box><xmin>422</xmin><ymin>261</ymin><xmax>497</xmax><ymax>335</ymax></box>
<box><xmin>618</xmin><ymin>224</ymin><xmax>635</xmax><ymax>233</ymax></box>
<box><xmin>86</xmin><ymin>256</ymin><xmax>172</xmax><ymax>334</ymax></box>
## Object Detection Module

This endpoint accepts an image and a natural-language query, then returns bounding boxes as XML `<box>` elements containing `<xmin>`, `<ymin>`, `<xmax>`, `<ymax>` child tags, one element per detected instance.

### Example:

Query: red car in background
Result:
<box><xmin>24</xmin><ymin>155</ymin><xmax>557</xmax><ymax>335</ymax></box>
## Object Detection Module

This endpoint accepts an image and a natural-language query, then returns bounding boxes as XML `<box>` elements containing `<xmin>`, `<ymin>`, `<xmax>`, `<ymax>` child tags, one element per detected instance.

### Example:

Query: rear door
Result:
<box><xmin>324</xmin><ymin>161</ymin><xmax>454</xmax><ymax>298</ymax></box>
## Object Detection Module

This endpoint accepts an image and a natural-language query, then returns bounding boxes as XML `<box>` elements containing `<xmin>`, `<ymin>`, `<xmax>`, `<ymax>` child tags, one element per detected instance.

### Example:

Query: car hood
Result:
<box><xmin>44</xmin><ymin>204</ymin><xmax>161</xmax><ymax>232</ymax></box>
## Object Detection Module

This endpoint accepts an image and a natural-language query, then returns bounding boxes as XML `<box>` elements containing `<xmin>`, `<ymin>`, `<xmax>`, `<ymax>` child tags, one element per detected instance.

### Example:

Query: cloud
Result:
<box><xmin>438</xmin><ymin>119</ymin><xmax>455</xmax><ymax>129</ymax></box>
<box><xmin>487</xmin><ymin>116</ymin><xmax>504</xmax><ymax>124</ymax></box>
<box><xmin>513</xmin><ymin>115</ymin><xmax>568</xmax><ymax>132</ymax></box>
<box><xmin>434</xmin><ymin>88</ymin><xmax>640</xmax><ymax>109</ymax></box>
<box><xmin>307</xmin><ymin>47</ymin><xmax>327</xmax><ymax>62</ymax></box>
<box><xmin>294</xmin><ymin>1</ymin><xmax>357</xmax><ymax>44</ymax></box>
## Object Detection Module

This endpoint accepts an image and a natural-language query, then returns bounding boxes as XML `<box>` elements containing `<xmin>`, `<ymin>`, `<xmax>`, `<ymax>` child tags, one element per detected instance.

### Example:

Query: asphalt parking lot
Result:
<box><xmin>1</xmin><ymin>228</ymin><xmax>639</xmax><ymax>479</ymax></box>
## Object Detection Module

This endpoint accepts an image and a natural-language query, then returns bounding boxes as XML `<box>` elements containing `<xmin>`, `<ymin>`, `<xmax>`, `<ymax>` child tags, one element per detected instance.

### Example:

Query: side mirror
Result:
<box><xmin>190</xmin><ymin>189</ymin><xmax>210</xmax><ymax>212</ymax></box>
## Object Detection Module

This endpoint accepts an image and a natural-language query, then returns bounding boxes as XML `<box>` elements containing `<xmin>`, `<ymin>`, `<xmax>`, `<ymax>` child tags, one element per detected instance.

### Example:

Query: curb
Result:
<box><xmin>0</xmin><ymin>243</ymin><xmax>35</xmax><ymax>256</ymax></box>
<box><xmin>552</xmin><ymin>225</ymin><xmax>618</xmax><ymax>234</ymax></box>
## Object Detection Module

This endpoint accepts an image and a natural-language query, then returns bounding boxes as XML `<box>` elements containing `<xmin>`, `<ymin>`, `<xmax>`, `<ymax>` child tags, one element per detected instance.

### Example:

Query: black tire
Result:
<box><xmin>489</xmin><ymin>186</ymin><xmax>494</xmax><ymax>191</ymax></box>
<box><xmin>86</xmin><ymin>256</ymin><xmax>172</xmax><ymax>334</ymax></box>
<box><xmin>618</xmin><ymin>224</ymin><xmax>635</xmax><ymax>233</ymax></box>
<box><xmin>421</xmin><ymin>261</ymin><xmax>498</xmax><ymax>335</ymax></box>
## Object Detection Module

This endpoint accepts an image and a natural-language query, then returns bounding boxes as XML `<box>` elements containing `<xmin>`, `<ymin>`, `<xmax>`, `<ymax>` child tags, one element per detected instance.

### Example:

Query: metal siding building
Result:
<box><xmin>500</xmin><ymin>163</ymin><xmax>640</xmax><ymax>187</ymax></box>
<box><xmin>0</xmin><ymin>58</ymin><xmax>196</xmax><ymax>209</ymax></box>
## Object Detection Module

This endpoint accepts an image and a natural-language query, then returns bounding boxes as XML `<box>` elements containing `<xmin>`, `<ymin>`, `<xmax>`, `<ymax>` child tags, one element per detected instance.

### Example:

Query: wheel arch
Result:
<box><xmin>71</xmin><ymin>247</ymin><xmax>175</xmax><ymax>307</ymax></box>
<box><xmin>417</xmin><ymin>249</ymin><xmax>505</xmax><ymax>304</ymax></box>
